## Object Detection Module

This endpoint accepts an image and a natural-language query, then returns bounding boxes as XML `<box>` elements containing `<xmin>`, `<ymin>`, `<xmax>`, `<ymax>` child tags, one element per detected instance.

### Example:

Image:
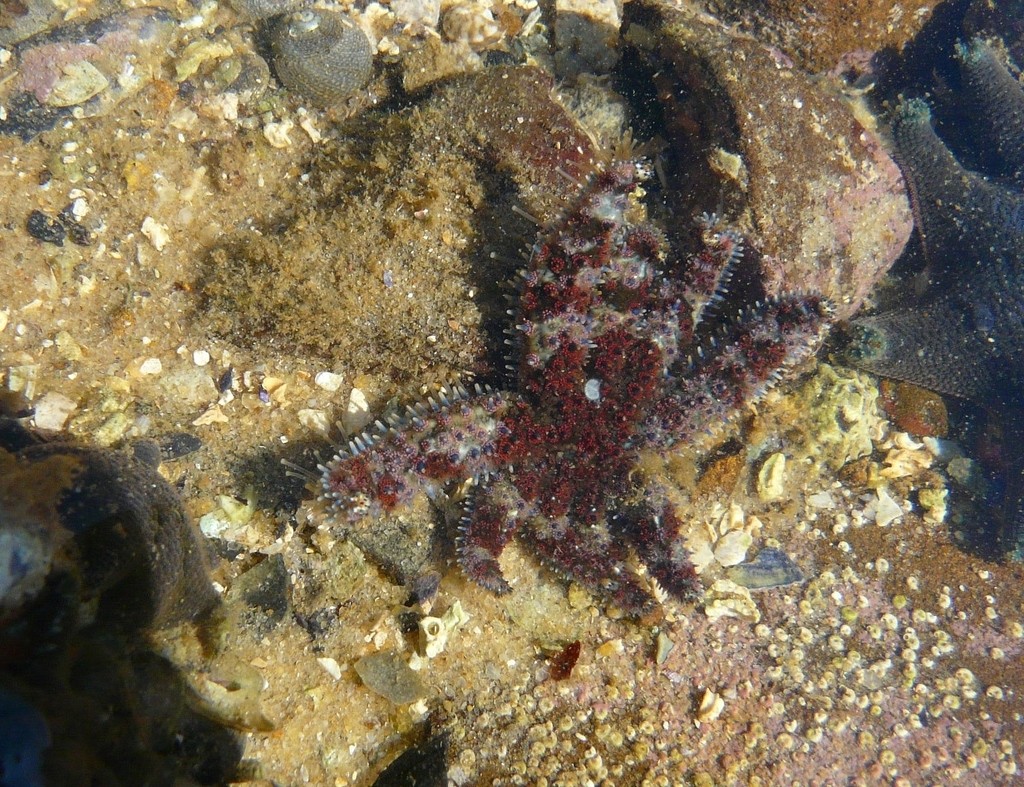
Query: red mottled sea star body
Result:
<box><xmin>321</xmin><ymin>161</ymin><xmax>832</xmax><ymax>613</ymax></box>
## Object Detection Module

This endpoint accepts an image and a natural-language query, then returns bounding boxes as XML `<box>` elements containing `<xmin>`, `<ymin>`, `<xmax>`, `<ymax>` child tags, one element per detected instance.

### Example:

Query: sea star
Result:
<box><xmin>319</xmin><ymin>160</ymin><xmax>832</xmax><ymax>614</ymax></box>
<box><xmin>842</xmin><ymin>38</ymin><xmax>1024</xmax><ymax>556</ymax></box>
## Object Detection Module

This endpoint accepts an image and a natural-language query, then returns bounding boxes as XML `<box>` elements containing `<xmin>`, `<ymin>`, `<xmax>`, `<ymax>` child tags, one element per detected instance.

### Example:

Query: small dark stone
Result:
<box><xmin>397</xmin><ymin>609</ymin><xmax>423</xmax><ymax>636</ymax></box>
<box><xmin>293</xmin><ymin>606</ymin><xmax>337</xmax><ymax>639</ymax></box>
<box><xmin>226</xmin><ymin>554</ymin><xmax>289</xmax><ymax>625</ymax></box>
<box><xmin>65</xmin><ymin>221</ymin><xmax>91</xmax><ymax>246</ymax></box>
<box><xmin>372</xmin><ymin>732</ymin><xmax>449</xmax><ymax>787</ymax></box>
<box><xmin>0</xmin><ymin>92</ymin><xmax>69</xmax><ymax>141</ymax></box>
<box><xmin>26</xmin><ymin>210</ymin><xmax>65</xmax><ymax>246</ymax></box>
<box><xmin>218</xmin><ymin>367</ymin><xmax>234</xmax><ymax>394</ymax></box>
<box><xmin>130</xmin><ymin>439</ymin><xmax>163</xmax><ymax>468</ymax></box>
<box><xmin>160</xmin><ymin>432</ymin><xmax>204</xmax><ymax>460</ymax></box>
<box><xmin>354</xmin><ymin>650</ymin><xmax>429</xmax><ymax>704</ymax></box>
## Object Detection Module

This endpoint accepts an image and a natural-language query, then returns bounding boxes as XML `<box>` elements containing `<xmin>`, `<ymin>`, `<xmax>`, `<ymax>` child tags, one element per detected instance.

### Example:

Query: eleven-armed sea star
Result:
<box><xmin>319</xmin><ymin>160</ymin><xmax>832</xmax><ymax>613</ymax></box>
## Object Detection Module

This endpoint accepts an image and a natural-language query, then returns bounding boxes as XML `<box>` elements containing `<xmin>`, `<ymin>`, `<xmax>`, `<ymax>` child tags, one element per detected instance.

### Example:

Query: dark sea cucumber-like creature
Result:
<box><xmin>318</xmin><ymin>160</ymin><xmax>832</xmax><ymax>614</ymax></box>
<box><xmin>842</xmin><ymin>38</ymin><xmax>1024</xmax><ymax>556</ymax></box>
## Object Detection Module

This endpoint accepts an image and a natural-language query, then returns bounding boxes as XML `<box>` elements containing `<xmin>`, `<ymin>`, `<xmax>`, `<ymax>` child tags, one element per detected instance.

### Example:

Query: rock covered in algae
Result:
<box><xmin>708</xmin><ymin>0</ymin><xmax>943</xmax><ymax>73</ymax></box>
<box><xmin>626</xmin><ymin>0</ymin><xmax>912</xmax><ymax>321</ymax></box>
<box><xmin>776</xmin><ymin>363</ymin><xmax>884</xmax><ymax>472</ymax></box>
<box><xmin>197</xmin><ymin>65</ymin><xmax>599</xmax><ymax>371</ymax></box>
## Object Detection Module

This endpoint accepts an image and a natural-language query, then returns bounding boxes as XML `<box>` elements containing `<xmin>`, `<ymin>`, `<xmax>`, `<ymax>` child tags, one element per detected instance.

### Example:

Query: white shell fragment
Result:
<box><xmin>417</xmin><ymin>601</ymin><xmax>470</xmax><ymax>659</ymax></box>
<box><xmin>756</xmin><ymin>452</ymin><xmax>787</xmax><ymax>501</ymax></box>
<box><xmin>343</xmin><ymin>386</ymin><xmax>372</xmax><ymax>434</ymax></box>
<box><xmin>139</xmin><ymin>357</ymin><xmax>163</xmax><ymax>376</ymax></box>
<box><xmin>31</xmin><ymin>391</ymin><xmax>76</xmax><ymax>431</ymax></box>
<box><xmin>695</xmin><ymin>688</ymin><xmax>725</xmax><ymax>724</ymax></box>
<box><xmin>704</xmin><ymin>579</ymin><xmax>760</xmax><ymax>623</ymax></box>
<box><xmin>872</xmin><ymin>488</ymin><xmax>903</xmax><ymax>527</ymax></box>
<box><xmin>713</xmin><ymin>529</ymin><xmax>752</xmax><ymax>568</ymax></box>
<box><xmin>317</xmin><ymin>657</ymin><xmax>343</xmax><ymax>681</ymax></box>
<box><xmin>141</xmin><ymin>216</ymin><xmax>169</xmax><ymax>251</ymax></box>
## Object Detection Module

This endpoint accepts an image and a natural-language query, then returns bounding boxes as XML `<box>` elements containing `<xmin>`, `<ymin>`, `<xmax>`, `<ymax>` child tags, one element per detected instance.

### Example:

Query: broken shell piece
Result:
<box><xmin>872</xmin><ymin>487</ymin><xmax>903</xmax><ymax>527</ymax></box>
<box><xmin>442</xmin><ymin>2</ymin><xmax>504</xmax><ymax>51</ymax></box>
<box><xmin>141</xmin><ymin>216</ymin><xmax>169</xmax><ymax>251</ymax></box>
<box><xmin>685</xmin><ymin>533</ymin><xmax>715</xmax><ymax>574</ymax></box>
<box><xmin>704</xmin><ymin>579</ymin><xmax>760</xmax><ymax>623</ymax></box>
<box><xmin>343</xmin><ymin>386</ymin><xmax>372</xmax><ymax>433</ymax></box>
<box><xmin>696</xmin><ymin>688</ymin><xmax>725</xmax><ymax>724</ymax></box>
<box><xmin>48</xmin><ymin>61</ymin><xmax>109</xmax><ymax>106</ymax></box>
<box><xmin>654</xmin><ymin>631</ymin><xmax>674</xmax><ymax>665</ymax></box>
<box><xmin>713</xmin><ymin>529</ymin><xmax>751</xmax><ymax>568</ymax></box>
<box><xmin>757</xmin><ymin>452</ymin><xmax>787</xmax><ymax>501</ymax></box>
<box><xmin>31</xmin><ymin>391</ymin><xmax>76</xmax><ymax>431</ymax></box>
<box><xmin>317</xmin><ymin>656</ymin><xmax>343</xmax><ymax>680</ymax></box>
<box><xmin>418</xmin><ymin>600</ymin><xmax>470</xmax><ymax>659</ymax></box>
<box><xmin>419</xmin><ymin>616</ymin><xmax>448</xmax><ymax>659</ymax></box>
<box><xmin>190</xmin><ymin>659</ymin><xmax>276</xmax><ymax>731</ymax></box>
<box><xmin>719</xmin><ymin>501</ymin><xmax>744</xmax><ymax>535</ymax></box>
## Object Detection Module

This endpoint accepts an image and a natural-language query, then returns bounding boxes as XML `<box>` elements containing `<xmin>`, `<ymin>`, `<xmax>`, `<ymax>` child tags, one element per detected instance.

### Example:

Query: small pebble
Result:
<box><xmin>354</xmin><ymin>649</ymin><xmax>428</xmax><ymax>704</ymax></box>
<box><xmin>139</xmin><ymin>357</ymin><xmax>163</xmax><ymax>375</ymax></box>
<box><xmin>193</xmin><ymin>349</ymin><xmax>211</xmax><ymax>367</ymax></box>
<box><xmin>159</xmin><ymin>432</ymin><xmax>203</xmax><ymax>460</ymax></box>
<box><xmin>26</xmin><ymin>210</ymin><xmax>65</xmax><ymax>246</ymax></box>
<box><xmin>315</xmin><ymin>371</ymin><xmax>345</xmax><ymax>392</ymax></box>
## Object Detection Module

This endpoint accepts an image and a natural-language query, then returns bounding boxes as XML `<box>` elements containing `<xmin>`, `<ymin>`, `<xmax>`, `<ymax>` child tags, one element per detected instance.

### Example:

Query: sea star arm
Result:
<box><xmin>956</xmin><ymin>39</ymin><xmax>1024</xmax><ymax>182</ymax></box>
<box><xmin>523</xmin><ymin>512</ymin><xmax>656</xmax><ymax>615</ymax></box>
<box><xmin>319</xmin><ymin>387</ymin><xmax>523</xmax><ymax>522</ymax></box>
<box><xmin>642</xmin><ymin>294</ymin><xmax>832</xmax><ymax>448</ymax></box>
<box><xmin>456</xmin><ymin>475</ymin><xmax>524</xmax><ymax>594</ymax></box>
<box><xmin>843</xmin><ymin>299</ymin><xmax>999</xmax><ymax>402</ymax></box>
<box><xmin>890</xmin><ymin>98</ymin><xmax>1024</xmax><ymax>279</ymax></box>
<box><xmin>611</xmin><ymin>491</ymin><xmax>699</xmax><ymax>603</ymax></box>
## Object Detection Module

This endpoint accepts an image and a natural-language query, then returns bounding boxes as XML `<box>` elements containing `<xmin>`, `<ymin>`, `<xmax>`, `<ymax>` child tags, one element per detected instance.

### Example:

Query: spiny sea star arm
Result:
<box><xmin>611</xmin><ymin>494</ymin><xmax>699</xmax><ymax>603</ymax></box>
<box><xmin>457</xmin><ymin>475</ymin><xmax>524</xmax><ymax>595</ymax></box>
<box><xmin>642</xmin><ymin>294</ymin><xmax>833</xmax><ymax>448</ymax></box>
<box><xmin>319</xmin><ymin>387</ymin><xmax>524</xmax><ymax>523</ymax></box>
<box><xmin>523</xmin><ymin>514</ymin><xmax>656</xmax><ymax>615</ymax></box>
